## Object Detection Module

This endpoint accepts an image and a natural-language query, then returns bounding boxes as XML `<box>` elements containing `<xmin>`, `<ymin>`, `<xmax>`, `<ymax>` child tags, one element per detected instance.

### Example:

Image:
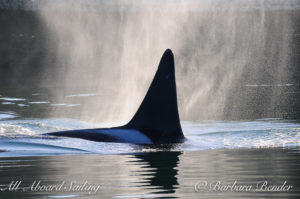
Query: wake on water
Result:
<box><xmin>0</xmin><ymin>117</ymin><xmax>299</xmax><ymax>157</ymax></box>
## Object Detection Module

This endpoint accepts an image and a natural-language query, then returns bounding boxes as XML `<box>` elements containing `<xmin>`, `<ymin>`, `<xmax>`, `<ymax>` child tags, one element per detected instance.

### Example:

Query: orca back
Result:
<box><xmin>124</xmin><ymin>49</ymin><xmax>184</xmax><ymax>143</ymax></box>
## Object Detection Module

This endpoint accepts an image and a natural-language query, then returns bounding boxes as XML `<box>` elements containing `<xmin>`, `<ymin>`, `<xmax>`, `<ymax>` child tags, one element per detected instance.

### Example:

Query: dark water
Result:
<box><xmin>0</xmin><ymin>149</ymin><xmax>299</xmax><ymax>199</ymax></box>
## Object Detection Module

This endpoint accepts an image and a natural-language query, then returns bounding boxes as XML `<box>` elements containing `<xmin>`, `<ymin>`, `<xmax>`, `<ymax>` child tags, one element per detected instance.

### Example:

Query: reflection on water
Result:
<box><xmin>132</xmin><ymin>152</ymin><xmax>180</xmax><ymax>195</ymax></box>
<box><xmin>0</xmin><ymin>149</ymin><xmax>299</xmax><ymax>198</ymax></box>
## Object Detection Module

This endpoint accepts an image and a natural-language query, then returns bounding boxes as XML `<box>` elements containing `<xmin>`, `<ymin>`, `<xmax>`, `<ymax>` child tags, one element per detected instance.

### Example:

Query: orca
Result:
<box><xmin>45</xmin><ymin>49</ymin><xmax>185</xmax><ymax>144</ymax></box>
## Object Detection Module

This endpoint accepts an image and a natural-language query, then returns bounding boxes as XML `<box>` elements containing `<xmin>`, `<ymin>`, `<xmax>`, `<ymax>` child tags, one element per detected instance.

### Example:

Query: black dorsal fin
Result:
<box><xmin>124</xmin><ymin>49</ymin><xmax>184</xmax><ymax>143</ymax></box>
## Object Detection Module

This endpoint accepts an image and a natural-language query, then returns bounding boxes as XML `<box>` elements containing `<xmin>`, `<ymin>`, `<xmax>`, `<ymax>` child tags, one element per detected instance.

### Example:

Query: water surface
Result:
<box><xmin>0</xmin><ymin>88</ymin><xmax>300</xmax><ymax>198</ymax></box>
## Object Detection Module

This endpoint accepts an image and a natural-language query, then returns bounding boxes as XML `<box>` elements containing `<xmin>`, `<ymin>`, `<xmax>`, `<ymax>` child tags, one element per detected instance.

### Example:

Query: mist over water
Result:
<box><xmin>1</xmin><ymin>3</ymin><xmax>300</xmax><ymax>199</ymax></box>
<box><xmin>19</xmin><ymin>0</ymin><xmax>298</xmax><ymax>122</ymax></box>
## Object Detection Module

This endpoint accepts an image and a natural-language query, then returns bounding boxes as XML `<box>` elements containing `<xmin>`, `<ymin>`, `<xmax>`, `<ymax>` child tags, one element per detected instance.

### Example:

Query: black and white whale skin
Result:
<box><xmin>45</xmin><ymin>49</ymin><xmax>185</xmax><ymax>144</ymax></box>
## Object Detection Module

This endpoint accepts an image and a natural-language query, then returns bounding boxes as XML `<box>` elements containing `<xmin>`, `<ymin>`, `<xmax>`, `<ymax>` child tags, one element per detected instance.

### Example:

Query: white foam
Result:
<box><xmin>67</xmin><ymin>104</ymin><xmax>80</xmax><ymax>107</ymax></box>
<box><xmin>66</xmin><ymin>93</ymin><xmax>96</xmax><ymax>97</ymax></box>
<box><xmin>0</xmin><ymin>124</ymin><xmax>35</xmax><ymax>137</ymax></box>
<box><xmin>51</xmin><ymin>104</ymin><xmax>67</xmax><ymax>106</ymax></box>
<box><xmin>0</xmin><ymin>112</ymin><xmax>18</xmax><ymax>120</ymax></box>
<box><xmin>28</xmin><ymin>101</ymin><xmax>50</xmax><ymax>104</ymax></box>
<box><xmin>0</xmin><ymin>97</ymin><xmax>26</xmax><ymax>101</ymax></box>
<box><xmin>17</xmin><ymin>104</ymin><xmax>29</xmax><ymax>107</ymax></box>
<box><xmin>2</xmin><ymin>102</ymin><xmax>15</xmax><ymax>105</ymax></box>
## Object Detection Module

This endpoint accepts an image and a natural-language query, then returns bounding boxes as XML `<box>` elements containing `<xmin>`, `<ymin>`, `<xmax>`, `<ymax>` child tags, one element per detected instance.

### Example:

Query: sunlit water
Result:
<box><xmin>0</xmin><ymin>89</ymin><xmax>300</xmax><ymax>198</ymax></box>
<box><xmin>0</xmin><ymin>118</ymin><xmax>300</xmax><ymax>156</ymax></box>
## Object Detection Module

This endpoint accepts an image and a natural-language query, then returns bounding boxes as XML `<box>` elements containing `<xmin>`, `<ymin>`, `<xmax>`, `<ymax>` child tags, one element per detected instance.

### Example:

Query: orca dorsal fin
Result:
<box><xmin>124</xmin><ymin>49</ymin><xmax>184</xmax><ymax>143</ymax></box>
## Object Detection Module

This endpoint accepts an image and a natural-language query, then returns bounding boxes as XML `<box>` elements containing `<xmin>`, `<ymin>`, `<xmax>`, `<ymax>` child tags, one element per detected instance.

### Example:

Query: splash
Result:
<box><xmin>0</xmin><ymin>124</ymin><xmax>35</xmax><ymax>137</ymax></box>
